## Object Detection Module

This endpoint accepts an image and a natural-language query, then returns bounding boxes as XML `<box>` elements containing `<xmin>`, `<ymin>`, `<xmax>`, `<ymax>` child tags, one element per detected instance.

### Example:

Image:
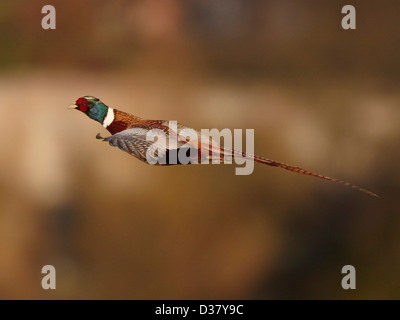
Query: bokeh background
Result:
<box><xmin>0</xmin><ymin>0</ymin><xmax>399</xmax><ymax>299</ymax></box>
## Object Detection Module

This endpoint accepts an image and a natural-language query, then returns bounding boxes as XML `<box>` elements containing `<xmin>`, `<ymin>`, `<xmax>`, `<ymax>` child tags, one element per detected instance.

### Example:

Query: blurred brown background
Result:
<box><xmin>0</xmin><ymin>0</ymin><xmax>399</xmax><ymax>299</ymax></box>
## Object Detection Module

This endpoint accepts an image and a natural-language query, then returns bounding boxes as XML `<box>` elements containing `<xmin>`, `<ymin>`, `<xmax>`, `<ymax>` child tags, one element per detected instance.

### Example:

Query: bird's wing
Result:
<box><xmin>96</xmin><ymin>128</ymin><xmax>196</xmax><ymax>165</ymax></box>
<box><xmin>96</xmin><ymin>128</ymin><xmax>160</xmax><ymax>163</ymax></box>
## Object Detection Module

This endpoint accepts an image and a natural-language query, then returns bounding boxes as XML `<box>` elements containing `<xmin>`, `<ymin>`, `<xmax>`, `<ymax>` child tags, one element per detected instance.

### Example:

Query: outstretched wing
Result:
<box><xmin>96</xmin><ymin>128</ymin><xmax>160</xmax><ymax>163</ymax></box>
<box><xmin>96</xmin><ymin>128</ymin><xmax>197</xmax><ymax>165</ymax></box>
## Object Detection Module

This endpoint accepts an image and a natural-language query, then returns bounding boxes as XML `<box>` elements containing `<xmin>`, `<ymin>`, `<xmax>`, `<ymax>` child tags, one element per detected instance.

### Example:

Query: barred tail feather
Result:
<box><xmin>227</xmin><ymin>149</ymin><xmax>379</xmax><ymax>197</ymax></box>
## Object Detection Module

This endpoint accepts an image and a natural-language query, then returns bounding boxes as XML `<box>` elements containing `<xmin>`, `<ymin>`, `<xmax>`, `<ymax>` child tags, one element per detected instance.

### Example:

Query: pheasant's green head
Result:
<box><xmin>69</xmin><ymin>96</ymin><xmax>111</xmax><ymax>125</ymax></box>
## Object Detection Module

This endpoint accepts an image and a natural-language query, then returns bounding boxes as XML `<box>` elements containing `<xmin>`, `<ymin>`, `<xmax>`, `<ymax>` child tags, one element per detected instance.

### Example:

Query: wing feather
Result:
<box><xmin>96</xmin><ymin>128</ymin><xmax>197</xmax><ymax>165</ymax></box>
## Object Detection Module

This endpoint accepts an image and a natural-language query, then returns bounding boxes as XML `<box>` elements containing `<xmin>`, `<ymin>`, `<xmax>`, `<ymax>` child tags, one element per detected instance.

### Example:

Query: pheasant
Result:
<box><xmin>69</xmin><ymin>96</ymin><xmax>378</xmax><ymax>197</ymax></box>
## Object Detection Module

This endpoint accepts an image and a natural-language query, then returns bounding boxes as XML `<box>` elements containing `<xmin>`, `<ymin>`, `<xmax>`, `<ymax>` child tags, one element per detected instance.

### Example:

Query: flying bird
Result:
<box><xmin>69</xmin><ymin>96</ymin><xmax>378</xmax><ymax>197</ymax></box>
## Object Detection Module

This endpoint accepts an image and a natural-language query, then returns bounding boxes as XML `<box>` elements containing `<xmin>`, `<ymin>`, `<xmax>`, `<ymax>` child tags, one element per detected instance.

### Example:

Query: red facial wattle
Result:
<box><xmin>76</xmin><ymin>98</ymin><xmax>89</xmax><ymax>112</ymax></box>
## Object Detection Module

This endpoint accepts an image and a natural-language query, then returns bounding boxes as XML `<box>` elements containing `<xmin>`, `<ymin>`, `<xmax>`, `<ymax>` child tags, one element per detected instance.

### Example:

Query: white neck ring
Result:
<box><xmin>103</xmin><ymin>108</ymin><xmax>114</xmax><ymax>128</ymax></box>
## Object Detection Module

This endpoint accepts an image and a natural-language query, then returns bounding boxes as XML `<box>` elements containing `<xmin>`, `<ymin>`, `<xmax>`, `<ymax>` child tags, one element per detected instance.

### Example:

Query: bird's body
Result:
<box><xmin>106</xmin><ymin>109</ymin><xmax>143</xmax><ymax>134</ymax></box>
<box><xmin>69</xmin><ymin>96</ymin><xmax>378</xmax><ymax>197</ymax></box>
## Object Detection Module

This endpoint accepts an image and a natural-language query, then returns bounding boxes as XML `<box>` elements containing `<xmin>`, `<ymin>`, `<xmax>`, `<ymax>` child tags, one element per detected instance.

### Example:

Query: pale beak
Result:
<box><xmin>67</xmin><ymin>104</ymin><xmax>77</xmax><ymax>109</ymax></box>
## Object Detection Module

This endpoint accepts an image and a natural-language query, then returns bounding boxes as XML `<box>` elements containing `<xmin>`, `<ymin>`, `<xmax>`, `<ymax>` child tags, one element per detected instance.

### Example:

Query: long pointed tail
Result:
<box><xmin>227</xmin><ymin>149</ymin><xmax>379</xmax><ymax>197</ymax></box>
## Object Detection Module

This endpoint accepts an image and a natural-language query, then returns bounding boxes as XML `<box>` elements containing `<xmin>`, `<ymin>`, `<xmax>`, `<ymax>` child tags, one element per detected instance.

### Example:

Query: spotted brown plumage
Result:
<box><xmin>69</xmin><ymin>96</ymin><xmax>379</xmax><ymax>197</ymax></box>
